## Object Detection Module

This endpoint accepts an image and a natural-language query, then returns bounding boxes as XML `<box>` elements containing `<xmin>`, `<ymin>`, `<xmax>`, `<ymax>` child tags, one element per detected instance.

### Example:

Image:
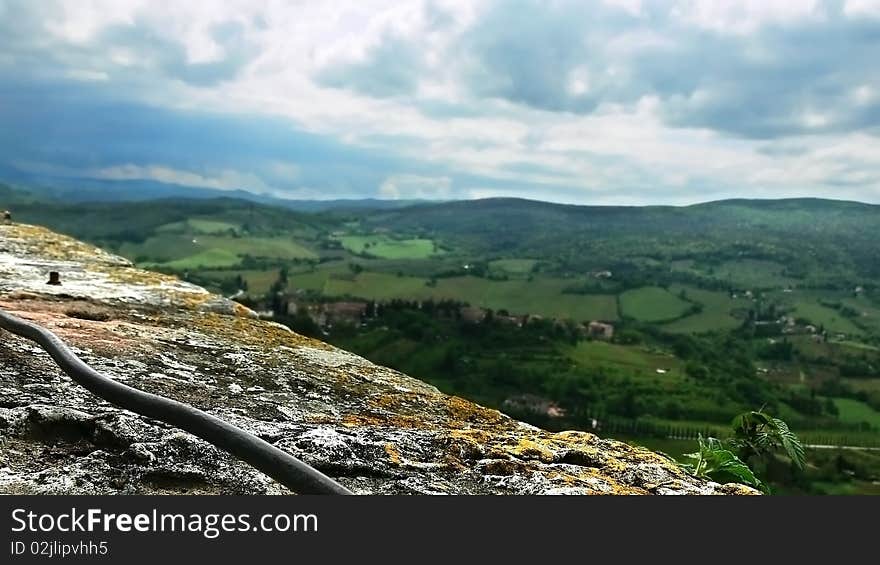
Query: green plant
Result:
<box><xmin>681</xmin><ymin>435</ymin><xmax>768</xmax><ymax>493</ymax></box>
<box><xmin>729</xmin><ymin>410</ymin><xmax>806</xmax><ymax>471</ymax></box>
<box><xmin>679</xmin><ymin>409</ymin><xmax>805</xmax><ymax>494</ymax></box>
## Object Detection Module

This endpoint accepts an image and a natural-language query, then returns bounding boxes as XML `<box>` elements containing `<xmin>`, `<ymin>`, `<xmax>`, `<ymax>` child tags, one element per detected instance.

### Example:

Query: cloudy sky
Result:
<box><xmin>1</xmin><ymin>0</ymin><xmax>880</xmax><ymax>205</ymax></box>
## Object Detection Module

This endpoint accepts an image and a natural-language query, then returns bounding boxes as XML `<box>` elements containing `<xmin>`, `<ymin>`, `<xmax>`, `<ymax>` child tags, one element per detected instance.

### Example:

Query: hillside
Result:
<box><xmin>361</xmin><ymin>197</ymin><xmax>880</xmax><ymax>281</ymax></box>
<box><xmin>0</xmin><ymin>221</ymin><xmax>753</xmax><ymax>494</ymax></box>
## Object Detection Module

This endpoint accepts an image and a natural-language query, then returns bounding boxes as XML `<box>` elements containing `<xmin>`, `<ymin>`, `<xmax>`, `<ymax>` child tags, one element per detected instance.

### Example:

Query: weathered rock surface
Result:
<box><xmin>0</xmin><ymin>223</ymin><xmax>755</xmax><ymax>495</ymax></box>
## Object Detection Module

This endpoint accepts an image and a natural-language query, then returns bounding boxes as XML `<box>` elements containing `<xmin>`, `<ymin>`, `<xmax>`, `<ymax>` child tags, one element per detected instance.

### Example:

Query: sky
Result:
<box><xmin>1</xmin><ymin>0</ymin><xmax>880</xmax><ymax>205</ymax></box>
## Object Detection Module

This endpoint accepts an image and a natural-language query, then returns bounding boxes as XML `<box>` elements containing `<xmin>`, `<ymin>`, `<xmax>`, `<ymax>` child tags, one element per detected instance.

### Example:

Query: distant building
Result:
<box><xmin>496</xmin><ymin>314</ymin><xmax>523</xmax><ymax>327</ymax></box>
<box><xmin>502</xmin><ymin>394</ymin><xmax>567</xmax><ymax>418</ymax></box>
<box><xmin>306</xmin><ymin>302</ymin><xmax>367</xmax><ymax>326</ymax></box>
<box><xmin>306</xmin><ymin>305</ymin><xmax>327</xmax><ymax>326</ymax></box>
<box><xmin>587</xmin><ymin>321</ymin><xmax>615</xmax><ymax>340</ymax></box>
<box><xmin>324</xmin><ymin>302</ymin><xmax>368</xmax><ymax>325</ymax></box>
<box><xmin>593</xmin><ymin>270</ymin><xmax>613</xmax><ymax>279</ymax></box>
<box><xmin>459</xmin><ymin>306</ymin><xmax>487</xmax><ymax>323</ymax></box>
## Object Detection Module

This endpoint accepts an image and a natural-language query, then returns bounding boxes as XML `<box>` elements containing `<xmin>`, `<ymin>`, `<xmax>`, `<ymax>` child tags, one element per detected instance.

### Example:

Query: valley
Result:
<box><xmin>5</xmin><ymin>183</ymin><xmax>880</xmax><ymax>493</ymax></box>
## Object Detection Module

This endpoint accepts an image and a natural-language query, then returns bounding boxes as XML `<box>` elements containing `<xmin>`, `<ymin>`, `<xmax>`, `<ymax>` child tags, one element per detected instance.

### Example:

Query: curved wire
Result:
<box><xmin>0</xmin><ymin>308</ymin><xmax>353</xmax><ymax>495</ymax></box>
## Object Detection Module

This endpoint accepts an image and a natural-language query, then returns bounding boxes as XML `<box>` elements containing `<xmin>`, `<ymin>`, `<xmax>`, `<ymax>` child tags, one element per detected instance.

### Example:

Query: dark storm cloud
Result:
<box><xmin>0</xmin><ymin>78</ymin><xmax>556</xmax><ymax>200</ymax></box>
<box><xmin>0</xmin><ymin>78</ymin><xmax>401</xmax><ymax>195</ymax></box>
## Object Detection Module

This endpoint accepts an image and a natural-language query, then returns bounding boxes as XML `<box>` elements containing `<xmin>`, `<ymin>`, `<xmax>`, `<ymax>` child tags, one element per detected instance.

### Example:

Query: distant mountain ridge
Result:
<box><xmin>3</xmin><ymin>173</ymin><xmax>878</xmax><ymax>212</ymax></box>
<box><xmin>0</xmin><ymin>175</ymin><xmax>428</xmax><ymax>212</ymax></box>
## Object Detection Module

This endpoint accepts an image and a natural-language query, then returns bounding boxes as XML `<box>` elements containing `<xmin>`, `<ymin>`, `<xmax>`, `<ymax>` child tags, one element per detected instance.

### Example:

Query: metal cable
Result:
<box><xmin>0</xmin><ymin>308</ymin><xmax>353</xmax><ymax>495</ymax></box>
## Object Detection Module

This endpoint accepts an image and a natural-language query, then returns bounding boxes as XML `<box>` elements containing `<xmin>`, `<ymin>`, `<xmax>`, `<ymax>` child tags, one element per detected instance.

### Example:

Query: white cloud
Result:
<box><xmin>2</xmin><ymin>0</ymin><xmax>880</xmax><ymax>204</ymax></box>
<box><xmin>844</xmin><ymin>0</ymin><xmax>880</xmax><ymax>17</ymax></box>
<box><xmin>379</xmin><ymin>174</ymin><xmax>452</xmax><ymax>199</ymax></box>
<box><xmin>671</xmin><ymin>0</ymin><xmax>825</xmax><ymax>34</ymax></box>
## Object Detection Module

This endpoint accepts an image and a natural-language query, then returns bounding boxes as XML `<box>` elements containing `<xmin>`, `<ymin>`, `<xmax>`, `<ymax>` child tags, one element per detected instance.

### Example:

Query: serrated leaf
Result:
<box><xmin>730</xmin><ymin>409</ymin><xmax>807</xmax><ymax>471</ymax></box>
<box><xmin>703</xmin><ymin>448</ymin><xmax>766</xmax><ymax>492</ymax></box>
<box><xmin>770</xmin><ymin>418</ymin><xmax>806</xmax><ymax>469</ymax></box>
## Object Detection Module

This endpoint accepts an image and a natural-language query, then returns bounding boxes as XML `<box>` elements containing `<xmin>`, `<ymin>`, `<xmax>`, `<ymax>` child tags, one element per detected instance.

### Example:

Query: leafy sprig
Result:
<box><xmin>681</xmin><ymin>435</ymin><xmax>768</xmax><ymax>493</ymax></box>
<box><xmin>678</xmin><ymin>409</ymin><xmax>806</xmax><ymax>494</ymax></box>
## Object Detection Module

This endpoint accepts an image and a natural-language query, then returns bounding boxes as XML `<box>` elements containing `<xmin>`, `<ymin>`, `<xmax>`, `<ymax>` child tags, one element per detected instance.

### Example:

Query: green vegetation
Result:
<box><xmin>157</xmin><ymin>218</ymin><xmax>241</xmax><ymax>234</ymax></box>
<box><xmin>306</xmin><ymin>272</ymin><xmax>618</xmax><ymax>320</ymax></box>
<box><xmin>791</xmin><ymin>300</ymin><xmax>863</xmax><ymax>336</ymax></box>
<box><xmin>336</xmin><ymin>234</ymin><xmax>440</xmax><ymax>259</ymax></box>
<box><xmin>131</xmin><ymin>235</ymin><xmax>316</xmax><ymax>270</ymax></box>
<box><xmin>663</xmin><ymin>285</ymin><xmax>742</xmax><ymax>333</ymax></box>
<box><xmin>196</xmin><ymin>269</ymin><xmax>280</xmax><ymax>295</ymax></box>
<box><xmin>620</xmin><ymin>286</ymin><xmax>692</xmax><ymax>322</ymax></box>
<box><xmin>680</xmin><ymin>410</ymin><xmax>805</xmax><ymax>493</ymax></box>
<box><xmin>10</xmin><ymin>187</ymin><xmax>880</xmax><ymax>494</ymax></box>
<box><xmin>682</xmin><ymin>435</ymin><xmax>766</xmax><ymax>492</ymax></box>
<box><xmin>158</xmin><ymin>248</ymin><xmax>241</xmax><ymax>269</ymax></box>
<box><xmin>712</xmin><ymin>259</ymin><xmax>797</xmax><ymax>289</ymax></box>
<box><xmin>832</xmin><ymin>398</ymin><xmax>880</xmax><ymax>428</ymax></box>
<box><xmin>489</xmin><ymin>258</ymin><xmax>537</xmax><ymax>275</ymax></box>
<box><xmin>565</xmin><ymin>341</ymin><xmax>682</xmax><ymax>377</ymax></box>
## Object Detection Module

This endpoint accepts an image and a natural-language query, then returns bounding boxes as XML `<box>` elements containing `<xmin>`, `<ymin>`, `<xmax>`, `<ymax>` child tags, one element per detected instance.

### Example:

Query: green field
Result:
<box><xmin>287</xmin><ymin>267</ymin><xmax>346</xmax><ymax>292</ymax></box>
<box><xmin>120</xmin><ymin>234</ymin><xmax>199</xmax><ymax>262</ymax></box>
<box><xmin>832</xmin><ymin>398</ymin><xmax>880</xmax><ymax>429</ymax></box>
<box><xmin>198</xmin><ymin>269</ymin><xmax>282</xmax><ymax>295</ymax></box>
<box><xmin>489</xmin><ymin>259</ymin><xmax>537</xmax><ymax>275</ymax></box>
<box><xmin>129</xmin><ymin>234</ymin><xmax>318</xmax><ymax>269</ymax></box>
<box><xmin>788</xmin><ymin>334</ymin><xmax>880</xmax><ymax>364</ymax></box>
<box><xmin>308</xmin><ymin>271</ymin><xmax>618</xmax><ymax>320</ymax></box>
<box><xmin>336</xmin><ymin>234</ymin><xmax>440</xmax><ymax>259</ymax></box>
<box><xmin>565</xmin><ymin>341</ymin><xmax>683</xmax><ymax>378</ymax></box>
<box><xmin>157</xmin><ymin>218</ymin><xmax>241</xmax><ymax>234</ymax></box>
<box><xmin>792</xmin><ymin>300</ymin><xmax>863</xmax><ymax>336</ymax></box>
<box><xmin>841</xmin><ymin>297</ymin><xmax>880</xmax><ymax>333</ymax></box>
<box><xmin>160</xmin><ymin>248</ymin><xmax>241</xmax><ymax>269</ymax></box>
<box><xmin>620</xmin><ymin>286</ymin><xmax>692</xmax><ymax>322</ymax></box>
<box><xmin>662</xmin><ymin>285</ymin><xmax>743</xmax><ymax>333</ymax></box>
<box><xmin>714</xmin><ymin>259</ymin><xmax>796</xmax><ymax>288</ymax></box>
<box><xmin>324</xmin><ymin>272</ymin><xmax>432</xmax><ymax>299</ymax></box>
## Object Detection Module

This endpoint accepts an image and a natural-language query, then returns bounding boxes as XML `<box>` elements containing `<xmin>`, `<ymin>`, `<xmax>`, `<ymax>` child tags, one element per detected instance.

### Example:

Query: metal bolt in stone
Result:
<box><xmin>47</xmin><ymin>271</ymin><xmax>62</xmax><ymax>285</ymax></box>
